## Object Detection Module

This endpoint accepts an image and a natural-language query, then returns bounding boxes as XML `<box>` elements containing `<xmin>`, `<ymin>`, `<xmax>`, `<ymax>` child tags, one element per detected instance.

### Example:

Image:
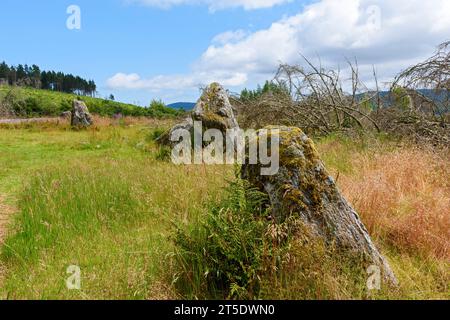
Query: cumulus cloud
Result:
<box><xmin>106</xmin><ymin>71</ymin><xmax>247</xmax><ymax>91</ymax></box>
<box><xmin>127</xmin><ymin>0</ymin><xmax>292</xmax><ymax>11</ymax></box>
<box><xmin>109</xmin><ymin>0</ymin><xmax>450</xmax><ymax>93</ymax></box>
<box><xmin>196</xmin><ymin>0</ymin><xmax>450</xmax><ymax>83</ymax></box>
<box><xmin>212</xmin><ymin>30</ymin><xmax>249</xmax><ymax>45</ymax></box>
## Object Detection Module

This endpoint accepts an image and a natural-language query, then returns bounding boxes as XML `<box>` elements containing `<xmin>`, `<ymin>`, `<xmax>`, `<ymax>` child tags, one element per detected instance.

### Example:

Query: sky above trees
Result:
<box><xmin>1</xmin><ymin>0</ymin><xmax>449</xmax><ymax>105</ymax></box>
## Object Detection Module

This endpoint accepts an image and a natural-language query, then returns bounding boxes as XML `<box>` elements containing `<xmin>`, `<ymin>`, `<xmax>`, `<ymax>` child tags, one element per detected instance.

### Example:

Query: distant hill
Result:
<box><xmin>167</xmin><ymin>102</ymin><xmax>196</xmax><ymax>111</ymax></box>
<box><xmin>357</xmin><ymin>89</ymin><xmax>448</xmax><ymax>112</ymax></box>
<box><xmin>373</xmin><ymin>89</ymin><xmax>447</xmax><ymax>103</ymax></box>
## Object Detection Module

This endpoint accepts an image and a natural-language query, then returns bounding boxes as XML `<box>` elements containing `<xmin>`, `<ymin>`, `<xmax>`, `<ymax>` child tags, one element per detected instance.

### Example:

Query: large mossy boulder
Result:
<box><xmin>242</xmin><ymin>126</ymin><xmax>397</xmax><ymax>285</ymax></box>
<box><xmin>157</xmin><ymin>82</ymin><xmax>239</xmax><ymax>146</ymax></box>
<box><xmin>71</xmin><ymin>100</ymin><xmax>93</xmax><ymax>128</ymax></box>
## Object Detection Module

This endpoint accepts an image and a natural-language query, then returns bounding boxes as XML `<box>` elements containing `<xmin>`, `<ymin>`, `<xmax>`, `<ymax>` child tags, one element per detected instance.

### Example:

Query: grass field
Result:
<box><xmin>0</xmin><ymin>120</ymin><xmax>448</xmax><ymax>299</ymax></box>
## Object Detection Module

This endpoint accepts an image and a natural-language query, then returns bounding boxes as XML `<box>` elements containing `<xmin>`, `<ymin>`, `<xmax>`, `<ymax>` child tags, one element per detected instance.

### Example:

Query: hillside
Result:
<box><xmin>0</xmin><ymin>85</ymin><xmax>182</xmax><ymax>118</ymax></box>
<box><xmin>167</xmin><ymin>102</ymin><xmax>196</xmax><ymax>111</ymax></box>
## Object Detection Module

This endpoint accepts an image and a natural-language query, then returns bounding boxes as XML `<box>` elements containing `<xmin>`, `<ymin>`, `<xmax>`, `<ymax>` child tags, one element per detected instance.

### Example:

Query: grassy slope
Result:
<box><xmin>0</xmin><ymin>85</ymin><xmax>180</xmax><ymax>117</ymax></box>
<box><xmin>0</xmin><ymin>123</ymin><xmax>447</xmax><ymax>299</ymax></box>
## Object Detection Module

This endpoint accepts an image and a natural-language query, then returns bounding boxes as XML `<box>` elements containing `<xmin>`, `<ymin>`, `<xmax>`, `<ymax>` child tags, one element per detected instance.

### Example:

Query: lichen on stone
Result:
<box><xmin>241</xmin><ymin>125</ymin><xmax>398</xmax><ymax>284</ymax></box>
<box><xmin>157</xmin><ymin>82</ymin><xmax>239</xmax><ymax>147</ymax></box>
<box><xmin>242</xmin><ymin>126</ymin><xmax>337</xmax><ymax>223</ymax></box>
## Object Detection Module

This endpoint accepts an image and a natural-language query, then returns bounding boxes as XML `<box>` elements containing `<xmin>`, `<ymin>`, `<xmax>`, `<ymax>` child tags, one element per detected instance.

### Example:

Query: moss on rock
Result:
<box><xmin>241</xmin><ymin>126</ymin><xmax>397</xmax><ymax>284</ymax></box>
<box><xmin>157</xmin><ymin>82</ymin><xmax>239</xmax><ymax>147</ymax></box>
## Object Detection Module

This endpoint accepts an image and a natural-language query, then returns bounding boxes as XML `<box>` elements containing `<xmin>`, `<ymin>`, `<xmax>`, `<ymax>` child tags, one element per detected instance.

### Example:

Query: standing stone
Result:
<box><xmin>157</xmin><ymin>82</ymin><xmax>239</xmax><ymax>145</ymax></box>
<box><xmin>241</xmin><ymin>126</ymin><xmax>397</xmax><ymax>285</ymax></box>
<box><xmin>192</xmin><ymin>82</ymin><xmax>239</xmax><ymax>131</ymax></box>
<box><xmin>71</xmin><ymin>100</ymin><xmax>93</xmax><ymax>127</ymax></box>
<box><xmin>60</xmin><ymin>111</ymin><xmax>72</xmax><ymax>119</ymax></box>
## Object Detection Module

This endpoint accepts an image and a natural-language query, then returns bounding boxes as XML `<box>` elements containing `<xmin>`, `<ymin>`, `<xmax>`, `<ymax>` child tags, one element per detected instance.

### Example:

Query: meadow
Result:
<box><xmin>0</xmin><ymin>119</ymin><xmax>448</xmax><ymax>300</ymax></box>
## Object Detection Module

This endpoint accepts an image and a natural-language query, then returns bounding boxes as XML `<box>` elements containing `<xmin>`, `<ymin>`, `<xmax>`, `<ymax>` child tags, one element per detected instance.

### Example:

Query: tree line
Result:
<box><xmin>0</xmin><ymin>61</ymin><xmax>96</xmax><ymax>96</ymax></box>
<box><xmin>239</xmin><ymin>80</ymin><xmax>287</xmax><ymax>101</ymax></box>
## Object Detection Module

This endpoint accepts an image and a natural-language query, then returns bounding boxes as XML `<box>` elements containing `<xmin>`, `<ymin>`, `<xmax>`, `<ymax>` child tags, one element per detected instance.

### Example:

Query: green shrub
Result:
<box><xmin>149</xmin><ymin>99</ymin><xmax>181</xmax><ymax>118</ymax></box>
<box><xmin>174</xmin><ymin>178</ymin><xmax>270</xmax><ymax>299</ymax></box>
<box><xmin>155</xmin><ymin>145</ymin><xmax>171</xmax><ymax>161</ymax></box>
<box><xmin>149</xmin><ymin>128</ymin><xmax>167</xmax><ymax>142</ymax></box>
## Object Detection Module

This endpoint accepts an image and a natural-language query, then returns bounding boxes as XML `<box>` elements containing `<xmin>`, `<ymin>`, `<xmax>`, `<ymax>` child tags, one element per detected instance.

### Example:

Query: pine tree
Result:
<box><xmin>0</xmin><ymin>61</ymin><xmax>10</xmax><ymax>80</ymax></box>
<box><xmin>0</xmin><ymin>61</ymin><xmax>97</xmax><ymax>95</ymax></box>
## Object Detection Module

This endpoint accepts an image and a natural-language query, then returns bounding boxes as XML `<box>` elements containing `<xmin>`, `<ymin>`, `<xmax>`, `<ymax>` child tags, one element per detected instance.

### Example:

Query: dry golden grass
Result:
<box><xmin>265</xmin><ymin>139</ymin><xmax>450</xmax><ymax>299</ymax></box>
<box><xmin>339</xmin><ymin>147</ymin><xmax>449</xmax><ymax>260</ymax></box>
<box><xmin>0</xmin><ymin>115</ymin><xmax>177</xmax><ymax>131</ymax></box>
<box><xmin>90</xmin><ymin>115</ymin><xmax>177</xmax><ymax>128</ymax></box>
<box><xmin>0</xmin><ymin>194</ymin><xmax>16</xmax><ymax>294</ymax></box>
<box><xmin>0</xmin><ymin>194</ymin><xmax>15</xmax><ymax>247</ymax></box>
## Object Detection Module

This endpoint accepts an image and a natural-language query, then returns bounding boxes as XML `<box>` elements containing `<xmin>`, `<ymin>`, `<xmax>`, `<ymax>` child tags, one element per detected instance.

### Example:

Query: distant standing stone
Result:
<box><xmin>60</xmin><ymin>111</ymin><xmax>72</xmax><ymax>119</ymax></box>
<box><xmin>71</xmin><ymin>100</ymin><xmax>93</xmax><ymax>127</ymax></box>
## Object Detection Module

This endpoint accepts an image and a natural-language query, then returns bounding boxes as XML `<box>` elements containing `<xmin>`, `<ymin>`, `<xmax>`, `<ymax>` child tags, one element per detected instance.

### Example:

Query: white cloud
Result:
<box><xmin>106</xmin><ymin>71</ymin><xmax>247</xmax><ymax>91</ymax></box>
<box><xmin>109</xmin><ymin>0</ymin><xmax>450</xmax><ymax>93</ymax></box>
<box><xmin>212</xmin><ymin>30</ymin><xmax>249</xmax><ymax>45</ymax></box>
<box><xmin>196</xmin><ymin>0</ymin><xmax>450</xmax><ymax>83</ymax></box>
<box><xmin>127</xmin><ymin>0</ymin><xmax>292</xmax><ymax>11</ymax></box>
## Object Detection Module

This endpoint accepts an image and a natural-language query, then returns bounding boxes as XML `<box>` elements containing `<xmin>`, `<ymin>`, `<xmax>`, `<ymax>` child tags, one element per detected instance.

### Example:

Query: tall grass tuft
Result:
<box><xmin>2</xmin><ymin>163</ymin><xmax>141</xmax><ymax>263</ymax></box>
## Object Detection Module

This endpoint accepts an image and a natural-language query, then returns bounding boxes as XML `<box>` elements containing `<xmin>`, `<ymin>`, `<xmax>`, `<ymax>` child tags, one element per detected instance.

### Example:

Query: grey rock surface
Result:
<box><xmin>242</xmin><ymin>126</ymin><xmax>397</xmax><ymax>285</ymax></box>
<box><xmin>157</xmin><ymin>83</ymin><xmax>239</xmax><ymax>146</ymax></box>
<box><xmin>71</xmin><ymin>100</ymin><xmax>93</xmax><ymax>127</ymax></box>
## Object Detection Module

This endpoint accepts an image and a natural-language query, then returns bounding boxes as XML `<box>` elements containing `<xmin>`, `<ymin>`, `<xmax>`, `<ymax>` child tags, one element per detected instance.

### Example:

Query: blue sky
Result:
<box><xmin>1</xmin><ymin>0</ymin><xmax>449</xmax><ymax>105</ymax></box>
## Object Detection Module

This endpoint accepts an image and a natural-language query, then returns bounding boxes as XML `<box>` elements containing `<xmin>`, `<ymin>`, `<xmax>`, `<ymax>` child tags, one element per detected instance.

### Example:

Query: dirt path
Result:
<box><xmin>0</xmin><ymin>117</ymin><xmax>60</xmax><ymax>124</ymax></box>
<box><xmin>0</xmin><ymin>194</ymin><xmax>16</xmax><ymax>293</ymax></box>
<box><xmin>0</xmin><ymin>195</ymin><xmax>14</xmax><ymax>243</ymax></box>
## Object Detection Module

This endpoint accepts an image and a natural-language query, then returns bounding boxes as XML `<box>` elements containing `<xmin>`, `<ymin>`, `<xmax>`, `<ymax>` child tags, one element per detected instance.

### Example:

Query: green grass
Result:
<box><xmin>0</xmin><ymin>123</ymin><xmax>232</xmax><ymax>299</ymax></box>
<box><xmin>0</xmin><ymin>123</ymin><xmax>447</xmax><ymax>300</ymax></box>
<box><xmin>0</xmin><ymin>85</ymin><xmax>182</xmax><ymax>117</ymax></box>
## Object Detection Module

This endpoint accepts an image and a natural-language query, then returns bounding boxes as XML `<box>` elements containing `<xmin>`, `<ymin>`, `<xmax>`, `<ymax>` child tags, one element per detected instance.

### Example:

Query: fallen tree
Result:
<box><xmin>385</xmin><ymin>41</ymin><xmax>450</xmax><ymax>146</ymax></box>
<box><xmin>237</xmin><ymin>57</ymin><xmax>381</xmax><ymax>135</ymax></box>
